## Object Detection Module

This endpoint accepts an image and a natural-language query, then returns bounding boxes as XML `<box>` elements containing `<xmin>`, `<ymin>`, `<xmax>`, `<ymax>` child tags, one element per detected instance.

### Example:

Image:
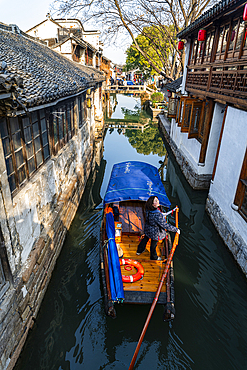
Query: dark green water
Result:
<box><xmin>15</xmin><ymin>95</ymin><xmax>247</xmax><ymax>370</ymax></box>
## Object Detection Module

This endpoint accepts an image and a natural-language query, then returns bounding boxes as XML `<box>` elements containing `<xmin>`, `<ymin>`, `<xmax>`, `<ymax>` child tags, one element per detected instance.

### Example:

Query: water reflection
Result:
<box><xmin>104</xmin><ymin>94</ymin><xmax>151</xmax><ymax>133</ymax></box>
<box><xmin>14</xmin><ymin>95</ymin><xmax>247</xmax><ymax>370</ymax></box>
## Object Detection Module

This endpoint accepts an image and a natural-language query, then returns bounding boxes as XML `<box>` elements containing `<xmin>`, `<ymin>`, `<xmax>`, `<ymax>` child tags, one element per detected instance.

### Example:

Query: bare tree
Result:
<box><xmin>52</xmin><ymin>0</ymin><xmax>216</xmax><ymax>79</ymax></box>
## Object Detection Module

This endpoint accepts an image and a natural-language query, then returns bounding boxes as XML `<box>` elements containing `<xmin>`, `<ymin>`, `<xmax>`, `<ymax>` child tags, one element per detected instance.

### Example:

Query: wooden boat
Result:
<box><xmin>100</xmin><ymin>161</ymin><xmax>178</xmax><ymax>320</ymax></box>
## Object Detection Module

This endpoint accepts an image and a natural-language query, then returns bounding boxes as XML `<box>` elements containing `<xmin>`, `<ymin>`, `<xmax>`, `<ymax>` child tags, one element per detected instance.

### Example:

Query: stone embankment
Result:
<box><xmin>0</xmin><ymin>150</ymin><xmax>94</xmax><ymax>370</ymax></box>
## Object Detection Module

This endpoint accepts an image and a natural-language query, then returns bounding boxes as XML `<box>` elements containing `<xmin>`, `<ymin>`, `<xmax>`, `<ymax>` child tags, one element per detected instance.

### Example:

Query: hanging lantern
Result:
<box><xmin>167</xmin><ymin>90</ymin><xmax>172</xmax><ymax>98</ymax></box>
<box><xmin>244</xmin><ymin>3</ymin><xmax>247</xmax><ymax>21</ymax></box>
<box><xmin>178</xmin><ymin>41</ymin><xmax>184</xmax><ymax>50</ymax></box>
<box><xmin>87</xmin><ymin>97</ymin><xmax>91</xmax><ymax>108</ymax></box>
<box><xmin>86</xmin><ymin>88</ymin><xmax>91</xmax><ymax>95</ymax></box>
<box><xmin>198</xmin><ymin>29</ymin><xmax>206</xmax><ymax>41</ymax></box>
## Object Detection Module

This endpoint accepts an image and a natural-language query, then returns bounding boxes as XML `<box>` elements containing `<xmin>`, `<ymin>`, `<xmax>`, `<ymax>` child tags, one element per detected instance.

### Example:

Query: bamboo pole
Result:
<box><xmin>128</xmin><ymin>207</ymin><xmax>179</xmax><ymax>370</ymax></box>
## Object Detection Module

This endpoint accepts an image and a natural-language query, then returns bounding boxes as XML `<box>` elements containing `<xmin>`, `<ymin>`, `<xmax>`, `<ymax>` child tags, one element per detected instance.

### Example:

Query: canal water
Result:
<box><xmin>15</xmin><ymin>95</ymin><xmax>247</xmax><ymax>370</ymax></box>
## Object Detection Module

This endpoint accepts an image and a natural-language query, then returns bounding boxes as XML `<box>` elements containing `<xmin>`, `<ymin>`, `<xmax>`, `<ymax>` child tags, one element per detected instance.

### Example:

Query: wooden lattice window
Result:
<box><xmin>52</xmin><ymin>100</ymin><xmax>75</xmax><ymax>155</ymax></box>
<box><xmin>234</xmin><ymin>148</ymin><xmax>247</xmax><ymax>222</ymax></box>
<box><xmin>181</xmin><ymin>99</ymin><xmax>196</xmax><ymax>132</ymax></box>
<box><xmin>188</xmin><ymin>101</ymin><xmax>205</xmax><ymax>139</ymax></box>
<box><xmin>0</xmin><ymin>111</ymin><xmax>50</xmax><ymax>194</ymax></box>
<box><xmin>167</xmin><ymin>97</ymin><xmax>178</xmax><ymax>118</ymax></box>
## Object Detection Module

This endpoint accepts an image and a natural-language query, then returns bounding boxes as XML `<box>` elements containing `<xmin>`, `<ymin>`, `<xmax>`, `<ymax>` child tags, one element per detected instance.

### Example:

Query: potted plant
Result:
<box><xmin>151</xmin><ymin>92</ymin><xmax>164</xmax><ymax>108</ymax></box>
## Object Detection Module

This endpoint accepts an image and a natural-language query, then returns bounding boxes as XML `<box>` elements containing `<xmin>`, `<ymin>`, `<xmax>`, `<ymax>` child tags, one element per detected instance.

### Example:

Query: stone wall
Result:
<box><xmin>0</xmin><ymin>148</ymin><xmax>94</xmax><ymax>370</ymax></box>
<box><xmin>206</xmin><ymin>195</ymin><xmax>247</xmax><ymax>277</ymax></box>
<box><xmin>0</xmin><ymin>110</ymin><xmax>99</xmax><ymax>370</ymax></box>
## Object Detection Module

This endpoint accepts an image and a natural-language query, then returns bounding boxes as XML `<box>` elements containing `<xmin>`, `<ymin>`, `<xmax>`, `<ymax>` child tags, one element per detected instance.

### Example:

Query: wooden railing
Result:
<box><xmin>105</xmin><ymin>84</ymin><xmax>156</xmax><ymax>94</ymax></box>
<box><xmin>186</xmin><ymin>63</ymin><xmax>247</xmax><ymax>105</ymax></box>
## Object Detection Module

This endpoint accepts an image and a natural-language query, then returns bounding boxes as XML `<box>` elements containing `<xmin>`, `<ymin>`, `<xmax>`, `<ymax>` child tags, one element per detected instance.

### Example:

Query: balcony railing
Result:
<box><xmin>186</xmin><ymin>63</ymin><xmax>247</xmax><ymax>105</ymax></box>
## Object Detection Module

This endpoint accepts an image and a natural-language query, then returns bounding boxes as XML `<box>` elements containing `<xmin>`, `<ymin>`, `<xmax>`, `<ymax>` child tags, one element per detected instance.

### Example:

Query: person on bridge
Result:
<box><xmin>136</xmin><ymin>196</ymin><xmax>180</xmax><ymax>260</ymax></box>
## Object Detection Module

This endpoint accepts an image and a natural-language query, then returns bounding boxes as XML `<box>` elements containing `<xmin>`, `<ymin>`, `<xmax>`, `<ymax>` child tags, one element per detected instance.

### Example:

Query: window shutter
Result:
<box><xmin>181</xmin><ymin>99</ymin><xmax>196</xmax><ymax>132</ymax></box>
<box><xmin>177</xmin><ymin>97</ymin><xmax>190</xmax><ymax>126</ymax></box>
<box><xmin>188</xmin><ymin>101</ymin><xmax>205</xmax><ymax>138</ymax></box>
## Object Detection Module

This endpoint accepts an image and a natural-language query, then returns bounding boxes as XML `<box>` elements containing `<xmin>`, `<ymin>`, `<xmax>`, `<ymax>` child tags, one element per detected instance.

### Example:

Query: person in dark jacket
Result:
<box><xmin>136</xmin><ymin>196</ymin><xmax>180</xmax><ymax>260</ymax></box>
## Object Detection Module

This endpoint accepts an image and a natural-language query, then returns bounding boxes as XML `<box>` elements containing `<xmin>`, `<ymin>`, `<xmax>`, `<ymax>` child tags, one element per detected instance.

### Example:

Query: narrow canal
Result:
<box><xmin>15</xmin><ymin>94</ymin><xmax>247</xmax><ymax>370</ymax></box>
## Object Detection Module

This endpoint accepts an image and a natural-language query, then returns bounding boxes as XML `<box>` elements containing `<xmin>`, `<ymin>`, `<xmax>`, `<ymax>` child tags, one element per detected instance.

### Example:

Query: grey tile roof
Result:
<box><xmin>0</xmin><ymin>26</ymin><xmax>105</xmax><ymax>111</ymax></box>
<box><xmin>177</xmin><ymin>0</ymin><xmax>245</xmax><ymax>39</ymax></box>
<box><xmin>164</xmin><ymin>77</ymin><xmax>182</xmax><ymax>93</ymax></box>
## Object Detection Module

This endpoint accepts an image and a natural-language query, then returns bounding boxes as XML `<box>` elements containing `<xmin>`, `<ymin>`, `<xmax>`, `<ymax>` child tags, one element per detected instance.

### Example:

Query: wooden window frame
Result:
<box><xmin>51</xmin><ymin>99</ymin><xmax>76</xmax><ymax>155</ymax></box>
<box><xmin>198</xmin><ymin>99</ymin><xmax>215</xmax><ymax>164</ymax></box>
<box><xmin>188</xmin><ymin>100</ymin><xmax>205</xmax><ymax>139</ymax></box>
<box><xmin>233</xmin><ymin>148</ymin><xmax>247</xmax><ymax>222</ymax></box>
<box><xmin>181</xmin><ymin>98</ymin><xmax>197</xmax><ymax>132</ymax></box>
<box><xmin>0</xmin><ymin>110</ymin><xmax>50</xmax><ymax>194</ymax></box>
<box><xmin>177</xmin><ymin>96</ymin><xmax>190</xmax><ymax>126</ymax></box>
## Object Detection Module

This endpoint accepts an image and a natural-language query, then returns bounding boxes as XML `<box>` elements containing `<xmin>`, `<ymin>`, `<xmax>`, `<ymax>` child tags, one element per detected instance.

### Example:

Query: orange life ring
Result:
<box><xmin>119</xmin><ymin>258</ymin><xmax>144</xmax><ymax>283</ymax></box>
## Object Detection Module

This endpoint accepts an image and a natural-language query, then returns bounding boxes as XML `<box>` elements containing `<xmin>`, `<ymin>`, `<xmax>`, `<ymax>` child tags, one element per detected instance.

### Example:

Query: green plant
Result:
<box><xmin>151</xmin><ymin>92</ymin><xmax>163</xmax><ymax>104</ymax></box>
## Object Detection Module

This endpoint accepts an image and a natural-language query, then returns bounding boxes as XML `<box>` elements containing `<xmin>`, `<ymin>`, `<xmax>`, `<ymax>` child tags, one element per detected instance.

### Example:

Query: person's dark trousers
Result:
<box><xmin>150</xmin><ymin>239</ymin><xmax>158</xmax><ymax>260</ymax></box>
<box><xmin>137</xmin><ymin>235</ymin><xmax>149</xmax><ymax>254</ymax></box>
<box><xmin>137</xmin><ymin>235</ymin><xmax>158</xmax><ymax>260</ymax></box>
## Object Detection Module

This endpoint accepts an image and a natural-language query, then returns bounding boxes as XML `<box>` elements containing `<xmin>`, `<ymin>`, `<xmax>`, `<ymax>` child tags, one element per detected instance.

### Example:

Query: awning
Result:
<box><xmin>104</xmin><ymin>161</ymin><xmax>171</xmax><ymax>208</ymax></box>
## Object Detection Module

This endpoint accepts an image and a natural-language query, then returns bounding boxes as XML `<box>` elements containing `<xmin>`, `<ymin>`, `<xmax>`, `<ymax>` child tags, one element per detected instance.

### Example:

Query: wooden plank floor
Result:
<box><xmin>118</xmin><ymin>235</ymin><xmax>167</xmax><ymax>302</ymax></box>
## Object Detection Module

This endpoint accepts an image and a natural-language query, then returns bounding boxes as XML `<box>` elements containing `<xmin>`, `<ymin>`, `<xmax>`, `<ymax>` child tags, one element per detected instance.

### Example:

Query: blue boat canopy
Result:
<box><xmin>104</xmin><ymin>161</ymin><xmax>171</xmax><ymax>208</ymax></box>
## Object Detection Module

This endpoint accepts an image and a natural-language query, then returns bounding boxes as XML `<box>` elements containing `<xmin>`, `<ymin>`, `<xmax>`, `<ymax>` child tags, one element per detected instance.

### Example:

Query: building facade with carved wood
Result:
<box><xmin>161</xmin><ymin>0</ymin><xmax>247</xmax><ymax>276</ymax></box>
<box><xmin>0</xmin><ymin>23</ymin><xmax>105</xmax><ymax>370</ymax></box>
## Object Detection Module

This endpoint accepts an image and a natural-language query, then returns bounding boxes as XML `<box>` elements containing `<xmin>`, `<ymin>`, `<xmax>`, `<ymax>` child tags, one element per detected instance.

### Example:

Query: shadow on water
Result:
<box><xmin>15</xmin><ymin>94</ymin><xmax>247</xmax><ymax>370</ymax></box>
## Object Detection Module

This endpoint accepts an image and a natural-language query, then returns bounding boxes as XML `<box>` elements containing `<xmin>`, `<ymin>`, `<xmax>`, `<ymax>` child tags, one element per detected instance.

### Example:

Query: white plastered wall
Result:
<box><xmin>27</xmin><ymin>20</ymin><xmax>60</xmax><ymax>40</ymax></box>
<box><xmin>171</xmin><ymin>102</ymin><xmax>225</xmax><ymax>177</ymax></box>
<box><xmin>208</xmin><ymin>106</ymin><xmax>247</xmax><ymax>241</ymax></box>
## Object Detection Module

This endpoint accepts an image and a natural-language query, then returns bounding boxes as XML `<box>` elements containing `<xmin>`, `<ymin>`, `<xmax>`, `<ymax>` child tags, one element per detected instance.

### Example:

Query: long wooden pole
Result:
<box><xmin>128</xmin><ymin>207</ymin><xmax>179</xmax><ymax>370</ymax></box>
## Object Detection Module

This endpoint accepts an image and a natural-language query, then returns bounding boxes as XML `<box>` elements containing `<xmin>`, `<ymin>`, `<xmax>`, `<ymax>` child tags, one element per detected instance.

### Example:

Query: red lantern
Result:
<box><xmin>167</xmin><ymin>90</ymin><xmax>172</xmax><ymax>98</ymax></box>
<box><xmin>198</xmin><ymin>29</ymin><xmax>206</xmax><ymax>41</ymax></box>
<box><xmin>178</xmin><ymin>41</ymin><xmax>184</xmax><ymax>50</ymax></box>
<box><xmin>243</xmin><ymin>4</ymin><xmax>247</xmax><ymax>21</ymax></box>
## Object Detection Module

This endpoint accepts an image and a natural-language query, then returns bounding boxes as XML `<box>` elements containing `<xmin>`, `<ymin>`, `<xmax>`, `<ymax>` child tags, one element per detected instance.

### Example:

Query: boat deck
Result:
<box><xmin>118</xmin><ymin>234</ymin><xmax>169</xmax><ymax>304</ymax></box>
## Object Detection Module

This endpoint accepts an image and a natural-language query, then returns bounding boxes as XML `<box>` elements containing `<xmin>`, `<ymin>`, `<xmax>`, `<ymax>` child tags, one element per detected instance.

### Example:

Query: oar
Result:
<box><xmin>128</xmin><ymin>207</ymin><xmax>179</xmax><ymax>370</ymax></box>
